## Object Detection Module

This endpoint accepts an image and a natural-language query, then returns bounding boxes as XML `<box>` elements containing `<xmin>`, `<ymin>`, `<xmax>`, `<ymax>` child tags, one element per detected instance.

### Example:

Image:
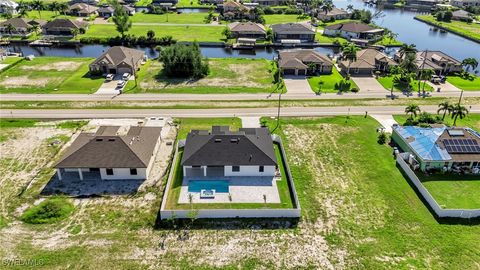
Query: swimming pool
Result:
<box><xmin>188</xmin><ymin>180</ymin><xmax>229</xmax><ymax>193</ymax></box>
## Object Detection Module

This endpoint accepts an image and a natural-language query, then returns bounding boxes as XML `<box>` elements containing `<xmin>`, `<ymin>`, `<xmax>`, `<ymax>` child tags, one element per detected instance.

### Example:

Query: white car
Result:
<box><xmin>105</xmin><ymin>74</ymin><xmax>115</xmax><ymax>81</ymax></box>
<box><xmin>116</xmin><ymin>80</ymin><xmax>126</xmax><ymax>88</ymax></box>
<box><xmin>122</xmin><ymin>73</ymin><xmax>131</xmax><ymax>80</ymax></box>
<box><xmin>431</xmin><ymin>75</ymin><xmax>441</xmax><ymax>84</ymax></box>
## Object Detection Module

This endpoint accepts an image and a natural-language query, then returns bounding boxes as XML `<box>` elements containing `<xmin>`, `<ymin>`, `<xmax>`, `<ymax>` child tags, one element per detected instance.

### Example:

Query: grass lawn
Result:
<box><xmin>177</xmin><ymin>0</ymin><xmax>213</xmax><ymax>8</ymax></box>
<box><xmin>130</xmin><ymin>12</ymin><xmax>216</xmax><ymax>24</ymax></box>
<box><xmin>307</xmin><ymin>68</ymin><xmax>359</xmax><ymax>93</ymax></box>
<box><xmin>393</xmin><ymin>114</ymin><xmax>480</xmax><ymax>130</ymax></box>
<box><xmin>264</xmin><ymin>14</ymin><xmax>308</xmax><ymax>25</ymax></box>
<box><xmin>416</xmin><ymin>15</ymin><xmax>480</xmax><ymax>42</ymax></box>
<box><xmin>447</xmin><ymin>75</ymin><xmax>480</xmax><ymax>91</ymax></box>
<box><xmin>82</xmin><ymin>24</ymin><xmax>223</xmax><ymax>42</ymax></box>
<box><xmin>25</xmin><ymin>11</ymin><xmax>75</xmax><ymax>21</ymax></box>
<box><xmin>125</xmin><ymin>58</ymin><xmax>278</xmax><ymax>94</ymax></box>
<box><xmin>374</xmin><ymin>35</ymin><xmax>403</xmax><ymax>46</ymax></box>
<box><xmin>0</xmin><ymin>56</ymin><xmax>22</xmax><ymax>65</ymax></box>
<box><xmin>377</xmin><ymin>75</ymin><xmax>434</xmax><ymax>92</ymax></box>
<box><xmin>135</xmin><ymin>0</ymin><xmax>153</xmax><ymax>6</ymax></box>
<box><xmin>315</xmin><ymin>33</ymin><xmax>348</xmax><ymax>44</ymax></box>
<box><xmin>0</xmin><ymin>57</ymin><xmax>104</xmax><ymax>94</ymax></box>
<box><xmin>419</xmin><ymin>174</ymin><xmax>480</xmax><ymax>209</ymax></box>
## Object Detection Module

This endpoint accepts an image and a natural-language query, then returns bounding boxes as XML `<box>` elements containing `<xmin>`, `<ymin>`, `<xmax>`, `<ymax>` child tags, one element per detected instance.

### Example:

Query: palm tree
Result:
<box><xmin>398</xmin><ymin>43</ymin><xmax>417</xmax><ymax>58</ymax></box>
<box><xmin>49</xmin><ymin>2</ymin><xmax>60</xmax><ymax>17</ymax></box>
<box><xmin>346</xmin><ymin>4</ymin><xmax>354</xmax><ymax>12</ymax></box>
<box><xmin>385</xmin><ymin>30</ymin><xmax>398</xmax><ymax>45</ymax></box>
<box><xmin>321</xmin><ymin>2</ymin><xmax>333</xmax><ymax>15</ymax></box>
<box><xmin>342</xmin><ymin>43</ymin><xmax>360</xmax><ymax>76</ymax></box>
<box><xmin>31</xmin><ymin>0</ymin><xmax>44</xmax><ymax>19</ymax></box>
<box><xmin>437</xmin><ymin>101</ymin><xmax>451</xmax><ymax>120</ymax></box>
<box><xmin>419</xmin><ymin>68</ymin><xmax>435</xmax><ymax>93</ymax></box>
<box><xmin>28</xmin><ymin>24</ymin><xmax>41</xmax><ymax>35</ymax></box>
<box><xmin>450</xmin><ymin>104</ymin><xmax>469</xmax><ymax>126</ymax></box>
<box><xmin>17</xmin><ymin>7</ymin><xmax>28</xmax><ymax>18</ymax></box>
<box><xmin>405</xmin><ymin>104</ymin><xmax>421</xmax><ymax>119</ymax></box>
<box><xmin>58</xmin><ymin>3</ymin><xmax>69</xmax><ymax>17</ymax></box>
<box><xmin>461</xmin><ymin>58</ymin><xmax>478</xmax><ymax>73</ymax></box>
<box><xmin>4</xmin><ymin>23</ymin><xmax>16</xmax><ymax>36</ymax></box>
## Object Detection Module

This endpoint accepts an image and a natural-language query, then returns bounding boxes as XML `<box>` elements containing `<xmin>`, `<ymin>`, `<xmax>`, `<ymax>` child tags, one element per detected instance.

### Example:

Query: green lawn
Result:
<box><xmin>264</xmin><ymin>14</ymin><xmax>308</xmax><ymax>25</ymax></box>
<box><xmin>0</xmin><ymin>57</ymin><xmax>104</xmax><ymax>94</ymax></box>
<box><xmin>176</xmin><ymin>0</ymin><xmax>213</xmax><ymax>8</ymax></box>
<box><xmin>377</xmin><ymin>75</ymin><xmax>434</xmax><ymax>92</ymax></box>
<box><xmin>447</xmin><ymin>75</ymin><xmax>480</xmax><ymax>91</ymax></box>
<box><xmin>82</xmin><ymin>24</ymin><xmax>223</xmax><ymax>42</ymax></box>
<box><xmin>25</xmin><ymin>10</ymin><xmax>75</xmax><ymax>20</ymax></box>
<box><xmin>130</xmin><ymin>12</ymin><xmax>216</xmax><ymax>24</ymax></box>
<box><xmin>393</xmin><ymin>114</ymin><xmax>480</xmax><ymax>130</ymax></box>
<box><xmin>307</xmin><ymin>68</ymin><xmax>359</xmax><ymax>93</ymax></box>
<box><xmin>125</xmin><ymin>58</ymin><xmax>278</xmax><ymax>94</ymax></box>
<box><xmin>135</xmin><ymin>0</ymin><xmax>153</xmax><ymax>6</ymax></box>
<box><xmin>416</xmin><ymin>15</ymin><xmax>480</xmax><ymax>42</ymax></box>
<box><xmin>419</xmin><ymin>175</ymin><xmax>480</xmax><ymax>209</ymax></box>
<box><xmin>0</xmin><ymin>56</ymin><xmax>22</xmax><ymax>65</ymax></box>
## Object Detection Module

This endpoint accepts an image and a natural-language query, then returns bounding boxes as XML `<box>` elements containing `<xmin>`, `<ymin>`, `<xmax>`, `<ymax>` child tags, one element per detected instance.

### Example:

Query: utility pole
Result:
<box><xmin>271</xmin><ymin>85</ymin><xmax>283</xmax><ymax>133</ymax></box>
<box><xmin>457</xmin><ymin>90</ymin><xmax>464</xmax><ymax>106</ymax></box>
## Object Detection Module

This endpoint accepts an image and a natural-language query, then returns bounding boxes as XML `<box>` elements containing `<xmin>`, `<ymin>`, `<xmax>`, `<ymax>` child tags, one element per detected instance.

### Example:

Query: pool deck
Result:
<box><xmin>178</xmin><ymin>176</ymin><xmax>281</xmax><ymax>204</ymax></box>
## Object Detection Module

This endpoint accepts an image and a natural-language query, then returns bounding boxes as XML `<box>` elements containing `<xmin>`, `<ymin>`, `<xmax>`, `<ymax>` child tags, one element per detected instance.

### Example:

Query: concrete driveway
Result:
<box><xmin>426</xmin><ymin>81</ymin><xmax>462</xmax><ymax>92</ymax></box>
<box><xmin>94</xmin><ymin>75</ymin><xmax>133</xmax><ymax>95</ymax></box>
<box><xmin>370</xmin><ymin>114</ymin><xmax>398</xmax><ymax>133</ymax></box>
<box><xmin>351</xmin><ymin>76</ymin><xmax>387</xmax><ymax>93</ymax></box>
<box><xmin>283</xmin><ymin>76</ymin><xmax>314</xmax><ymax>95</ymax></box>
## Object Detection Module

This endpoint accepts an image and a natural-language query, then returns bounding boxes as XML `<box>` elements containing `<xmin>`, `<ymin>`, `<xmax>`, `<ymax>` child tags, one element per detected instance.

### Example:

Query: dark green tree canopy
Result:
<box><xmin>159</xmin><ymin>42</ymin><xmax>209</xmax><ymax>79</ymax></box>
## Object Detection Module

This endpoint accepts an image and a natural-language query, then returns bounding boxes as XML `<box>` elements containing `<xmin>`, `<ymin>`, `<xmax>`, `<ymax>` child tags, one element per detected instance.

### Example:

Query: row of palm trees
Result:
<box><xmin>15</xmin><ymin>0</ymin><xmax>70</xmax><ymax>19</ymax></box>
<box><xmin>405</xmin><ymin>102</ymin><xmax>469</xmax><ymax>126</ymax></box>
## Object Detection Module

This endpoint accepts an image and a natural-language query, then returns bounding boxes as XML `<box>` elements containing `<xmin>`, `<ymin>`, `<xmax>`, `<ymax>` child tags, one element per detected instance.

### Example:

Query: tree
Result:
<box><xmin>400</xmin><ymin>52</ymin><xmax>418</xmax><ymax>74</ymax></box>
<box><xmin>49</xmin><ymin>1</ymin><xmax>60</xmax><ymax>16</ymax></box>
<box><xmin>359</xmin><ymin>9</ymin><xmax>372</xmax><ymax>23</ymax></box>
<box><xmin>437</xmin><ymin>101</ymin><xmax>451</xmax><ymax>121</ymax></box>
<box><xmin>398</xmin><ymin>43</ymin><xmax>417</xmax><ymax>58</ymax></box>
<box><xmin>342</xmin><ymin>42</ymin><xmax>360</xmax><ymax>76</ymax></box>
<box><xmin>58</xmin><ymin>2</ymin><xmax>69</xmax><ymax>17</ymax></box>
<box><xmin>462</xmin><ymin>58</ymin><xmax>478</xmax><ymax>73</ymax></box>
<box><xmin>31</xmin><ymin>0</ymin><xmax>44</xmax><ymax>19</ymax></box>
<box><xmin>450</xmin><ymin>104</ymin><xmax>468</xmax><ymax>126</ymax></box>
<box><xmin>419</xmin><ymin>68</ymin><xmax>434</xmax><ymax>93</ymax></box>
<box><xmin>112</xmin><ymin>1</ymin><xmax>132</xmax><ymax>39</ymax></box>
<box><xmin>222</xmin><ymin>27</ymin><xmax>231</xmax><ymax>40</ymax></box>
<box><xmin>377</xmin><ymin>132</ymin><xmax>387</xmax><ymax>145</ymax></box>
<box><xmin>266</xmin><ymin>28</ymin><xmax>273</xmax><ymax>42</ymax></box>
<box><xmin>405</xmin><ymin>104</ymin><xmax>421</xmax><ymax>119</ymax></box>
<box><xmin>346</xmin><ymin>4</ymin><xmax>354</xmax><ymax>12</ymax></box>
<box><xmin>159</xmin><ymin>42</ymin><xmax>209</xmax><ymax>79</ymax></box>
<box><xmin>147</xmin><ymin>30</ymin><xmax>155</xmax><ymax>40</ymax></box>
<box><xmin>321</xmin><ymin>2</ymin><xmax>333</xmax><ymax>15</ymax></box>
<box><xmin>70</xmin><ymin>28</ymin><xmax>79</xmax><ymax>38</ymax></box>
<box><xmin>18</xmin><ymin>7</ymin><xmax>28</xmax><ymax>18</ymax></box>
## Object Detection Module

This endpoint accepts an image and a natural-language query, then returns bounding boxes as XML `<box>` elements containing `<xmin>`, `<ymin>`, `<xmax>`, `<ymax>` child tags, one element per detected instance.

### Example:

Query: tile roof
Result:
<box><xmin>0</xmin><ymin>18</ymin><xmax>46</xmax><ymax>28</ymax></box>
<box><xmin>228</xmin><ymin>22</ymin><xmax>266</xmax><ymax>34</ymax></box>
<box><xmin>278</xmin><ymin>49</ymin><xmax>332</xmax><ymax>69</ymax></box>
<box><xmin>340</xmin><ymin>48</ymin><xmax>396</xmax><ymax>69</ymax></box>
<box><xmin>43</xmin><ymin>18</ymin><xmax>87</xmax><ymax>30</ymax></box>
<box><xmin>324</xmin><ymin>22</ymin><xmax>380</xmax><ymax>33</ymax></box>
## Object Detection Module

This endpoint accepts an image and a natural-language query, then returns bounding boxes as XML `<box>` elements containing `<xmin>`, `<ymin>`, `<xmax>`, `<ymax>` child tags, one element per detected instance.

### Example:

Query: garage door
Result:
<box><xmin>297</xmin><ymin>69</ymin><xmax>306</xmax><ymax>75</ymax></box>
<box><xmin>283</xmin><ymin>69</ymin><xmax>295</xmax><ymax>75</ymax></box>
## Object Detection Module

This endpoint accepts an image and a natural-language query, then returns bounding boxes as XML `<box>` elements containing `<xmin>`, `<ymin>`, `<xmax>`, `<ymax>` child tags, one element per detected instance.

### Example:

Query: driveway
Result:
<box><xmin>370</xmin><ymin>114</ymin><xmax>398</xmax><ymax>133</ymax></box>
<box><xmin>94</xmin><ymin>75</ymin><xmax>133</xmax><ymax>95</ymax></box>
<box><xmin>283</xmin><ymin>77</ymin><xmax>314</xmax><ymax>96</ymax></box>
<box><xmin>241</xmin><ymin>117</ymin><xmax>260</xmax><ymax>128</ymax></box>
<box><xmin>426</xmin><ymin>81</ymin><xmax>461</xmax><ymax>92</ymax></box>
<box><xmin>351</xmin><ymin>76</ymin><xmax>387</xmax><ymax>93</ymax></box>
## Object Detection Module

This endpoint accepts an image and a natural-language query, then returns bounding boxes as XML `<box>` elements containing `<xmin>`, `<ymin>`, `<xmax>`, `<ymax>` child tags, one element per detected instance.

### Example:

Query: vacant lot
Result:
<box><xmin>377</xmin><ymin>75</ymin><xmax>434</xmax><ymax>92</ymax></box>
<box><xmin>129</xmin><ymin>12</ymin><xmax>217</xmax><ymax>24</ymax></box>
<box><xmin>126</xmin><ymin>58</ymin><xmax>277</xmax><ymax>94</ymax></box>
<box><xmin>0</xmin><ymin>57</ymin><xmax>103</xmax><ymax>94</ymax></box>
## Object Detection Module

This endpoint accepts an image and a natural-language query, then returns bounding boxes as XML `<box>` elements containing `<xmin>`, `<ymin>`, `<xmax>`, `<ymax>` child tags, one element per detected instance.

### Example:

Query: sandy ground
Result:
<box><xmin>20</xmin><ymin>61</ymin><xmax>82</xmax><ymax>71</ymax></box>
<box><xmin>1</xmin><ymin>76</ymin><xmax>52</xmax><ymax>88</ymax></box>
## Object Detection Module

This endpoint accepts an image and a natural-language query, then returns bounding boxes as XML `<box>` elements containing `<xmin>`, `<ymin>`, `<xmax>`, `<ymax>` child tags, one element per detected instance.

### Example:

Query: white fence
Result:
<box><xmin>159</xmin><ymin>136</ymin><xmax>301</xmax><ymax>219</ymax></box>
<box><xmin>397</xmin><ymin>154</ymin><xmax>480</xmax><ymax>219</ymax></box>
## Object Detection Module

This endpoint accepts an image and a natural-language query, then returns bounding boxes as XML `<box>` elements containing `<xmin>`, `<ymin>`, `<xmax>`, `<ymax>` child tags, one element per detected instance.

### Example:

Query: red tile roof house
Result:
<box><xmin>222</xmin><ymin>1</ymin><xmax>253</xmax><ymax>20</ymax></box>
<box><xmin>323</xmin><ymin>22</ymin><xmax>384</xmax><ymax>43</ymax></box>
<box><xmin>54</xmin><ymin>126</ymin><xmax>162</xmax><ymax>181</ymax></box>
<box><xmin>68</xmin><ymin>3</ymin><xmax>98</xmax><ymax>17</ymax></box>
<box><xmin>394</xmin><ymin>50</ymin><xmax>463</xmax><ymax>75</ymax></box>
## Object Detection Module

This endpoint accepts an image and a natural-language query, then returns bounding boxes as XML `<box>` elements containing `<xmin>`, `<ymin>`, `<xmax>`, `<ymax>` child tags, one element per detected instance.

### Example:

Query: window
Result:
<box><xmin>106</xmin><ymin>168</ymin><xmax>113</xmax><ymax>175</ymax></box>
<box><xmin>259</xmin><ymin>166</ymin><xmax>264</xmax><ymax>172</ymax></box>
<box><xmin>130</xmin><ymin>168</ymin><xmax>137</xmax><ymax>175</ymax></box>
<box><xmin>232</xmin><ymin>166</ymin><xmax>240</xmax><ymax>172</ymax></box>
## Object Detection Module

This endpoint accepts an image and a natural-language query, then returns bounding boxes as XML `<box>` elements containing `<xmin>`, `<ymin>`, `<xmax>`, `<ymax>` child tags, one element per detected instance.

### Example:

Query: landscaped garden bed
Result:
<box><xmin>307</xmin><ymin>68</ymin><xmax>359</xmax><ymax>93</ymax></box>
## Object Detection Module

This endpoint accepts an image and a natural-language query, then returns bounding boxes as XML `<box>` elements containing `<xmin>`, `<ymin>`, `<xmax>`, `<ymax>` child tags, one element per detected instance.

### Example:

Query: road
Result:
<box><xmin>0</xmin><ymin>90</ymin><xmax>477</xmax><ymax>101</ymax></box>
<box><xmin>2</xmin><ymin>105</ymin><xmax>479</xmax><ymax>119</ymax></box>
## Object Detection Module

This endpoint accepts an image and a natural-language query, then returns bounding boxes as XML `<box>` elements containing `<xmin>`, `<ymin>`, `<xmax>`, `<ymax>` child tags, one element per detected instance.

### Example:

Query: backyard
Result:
<box><xmin>125</xmin><ymin>58</ymin><xmax>279</xmax><ymax>94</ymax></box>
<box><xmin>0</xmin><ymin>57</ymin><xmax>104</xmax><ymax>94</ymax></box>
<box><xmin>129</xmin><ymin>12</ymin><xmax>217</xmax><ymax>24</ymax></box>
<box><xmin>307</xmin><ymin>68</ymin><xmax>359</xmax><ymax>93</ymax></box>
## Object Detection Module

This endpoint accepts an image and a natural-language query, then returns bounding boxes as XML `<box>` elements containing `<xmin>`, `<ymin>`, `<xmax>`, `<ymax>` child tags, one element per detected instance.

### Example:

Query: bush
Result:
<box><xmin>159</xmin><ymin>42</ymin><xmax>209</xmax><ymax>79</ymax></box>
<box><xmin>21</xmin><ymin>197</ymin><xmax>74</xmax><ymax>224</ymax></box>
<box><xmin>377</xmin><ymin>132</ymin><xmax>388</xmax><ymax>145</ymax></box>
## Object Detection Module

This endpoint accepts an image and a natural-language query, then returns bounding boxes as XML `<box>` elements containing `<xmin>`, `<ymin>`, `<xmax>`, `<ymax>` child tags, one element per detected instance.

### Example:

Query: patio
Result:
<box><xmin>178</xmin><ymin>176</ymin><xmax>282</xmax><ymax>204</ymax></box>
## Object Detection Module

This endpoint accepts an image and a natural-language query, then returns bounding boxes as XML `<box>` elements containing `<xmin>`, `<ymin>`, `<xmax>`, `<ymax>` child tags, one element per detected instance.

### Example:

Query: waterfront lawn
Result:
<box><xmin>393</xmin><ymin>114</ymin><xmax>480</xmax><ymax>130</ymax></box>
<box><xmin>307</xmin><ymin>68</ymin><xmax>359</xmax><ymax>93</ymax></box>
<box><xmin>177</xmin><ymin>0</ymin><xmax>213</xmax><ymax>8</ymax></box>
<box><xmin>130</xmin><ymin>12</ymin><xmax>215</xmax><ymax>24</ymax></box>
<box><xmin>419</xmin><ymin>174</ymin><xmax>480</xmax><ymax>209</ymax></box>
<box><xmin>416</xmin><ymin>15</ymin><xmax>480</xmax><ymax>42</ymax></box>
<box><xmin>0</xmin><ymin>57</ymin><xmax>103</xmax><ymax>94</ymax></box>
<box><xmin>375</xmin><ymin>35</ymin><xmax>403</xmax><ymax>46</ymax></box>
<box><xmin>377</xmin><ymin>75</ymin><xmax>433</xmax><ymax>92</ymax></box>
<box><xmin>264</xmin><ymin>14</ymin><xmax>309</xmax><ymax>25</ymax></box>
<box><xmin>447</xmin><ymin>75</ymin><xmax>480</xmax><ymax>91</ymax></box>
<box><xmin>125</xmin><ymin>58</ymin><xmax>278</xmax><ymax>94</ymax></box>
<box><xmin>0</xmin><ymin>56</ymin><xmax>21</xmax><ymax>65</ymax></box>
<box><xmin>82</xmin><ymin>24</ymin><xmax>223</xmax><ymax>42</ymax></box>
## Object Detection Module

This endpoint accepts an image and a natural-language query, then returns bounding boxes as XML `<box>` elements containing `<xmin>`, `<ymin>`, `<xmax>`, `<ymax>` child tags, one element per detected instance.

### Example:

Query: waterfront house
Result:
<box><xmin>251</xmin><ymin>0</ymin><xmax>287</xmax><ymax>5</ymax></box>
<box><xmin>338</xmin><ymin>48</ymin><xmax>397</xmax><ymax>75</ymax></box>
<box><xmin>68</xmin><ymin>3</ymin><xmax>98</xmax><ymax>17</ymax></box>
<box><xmin>228</xmin><ymin>22</ymin><xmax>266</xmax><ymax>40</ymax></box>
<box><xmin>451</xmin><ymin>10</ymin><xmax>473</xmax><ymax>21</ymax></box>
<box><xmin>0</xmin><ymin>0</ymin><xmax>18</xmax><ymax>15</ymax></box>
<box><xmin>278</xmin><ymin>49</ymin><xmax>333</xmax><ymax>76</ymax></box>
<box><xmin>222</xmin><ymin>1</ymin><xmax>252</xmax><ymax>20</ymax></box>
<box><xmin>451</xmin><ymin>0</ymin><xmax>480</xmax><ymax>7</ymax></box>
<box><xmin>316</xmin><ymin>7</ymin><xmax>350</xmax><ymax>21</ymax></box>
<box><xmin>392</xmin><ymin>125</ymin><xmax>480</xmax><ymax>173</ymax></box>
<box><xmin>394</xmin><ymin>50</ymin><xmax>463</xmax><ymax>75</ymax></box>
<box><xmin>0</xmin><ymin>18</ymin><xmax>46</xmax><ymax>37</ymax></box>
<box><xmin>323</xmin><ymin>22</ymin><xmax>384</xmax><ymax>43</ymax></box>
<box><xmin>271</xmin><ymin>23</ymin><xmax>316</xmax><ymax>43</ymax></box>
<box><xmin>97</xmin><ymin>5</ymin><xmax>135</xmax><ymax>18</ymax></box>
<box><xmin>43</xmin><ymin>19</ymin><xmax>88</xmax><ymax>36</ymax></box>
<box><xmin>55</xmin><ymin>126</ymin><xmax>162</xmax><ymax>181</ymax></box>
<box><xmin>89</xmin><ymin>46</ymin><xmax>146</xmax><ymax>75</ymax></box>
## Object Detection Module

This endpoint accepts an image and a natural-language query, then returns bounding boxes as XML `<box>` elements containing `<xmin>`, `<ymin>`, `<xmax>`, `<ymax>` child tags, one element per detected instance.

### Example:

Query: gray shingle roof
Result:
<box><xmin>228</xmin><ymin>22</ymin><xmax>266</xmax><ymax>34</ymax></box>
<box><xmin>43</xmin><ymin>19</ymin><xmax>87</xmax><ymax>31</ymax></box>
<box><xmin>278</xmin><ymin>49</ymin><xmax>332</xmax><ymax>69</ymax></box>
<box><xmin>0</xmin><ymin>18</ymin><xmax>46</xmax><ymax>28</ymax></box>
<box><xmin>271</xmin><ymin>23</ymin><xmax>315</xmax><ymax>35</ymax></box>
<box><xmin>181</xmin><ymin>126</ymin><xmax>277</xmax><ymax>166</ymax></box>
<box><xmin>91</xmin><ymin>46</ymin><xmax>144</xmax><ymax>67</ymax></box>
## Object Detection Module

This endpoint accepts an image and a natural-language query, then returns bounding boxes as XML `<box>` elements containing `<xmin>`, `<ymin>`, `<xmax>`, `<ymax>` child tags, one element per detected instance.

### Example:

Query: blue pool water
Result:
<box><xmin>188</xmin><ymin>180</ymin><xmax>229</xmax><ymax>193</ymax></box>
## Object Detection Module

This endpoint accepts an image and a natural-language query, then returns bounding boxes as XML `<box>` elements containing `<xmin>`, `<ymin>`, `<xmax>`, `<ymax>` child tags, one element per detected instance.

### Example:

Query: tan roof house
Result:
<box><xmin>394</xmin><ymin>50</ymin><xmax>462</xmax><ymax>75</ymax></box>
<box><xmin>68</xmin><ymin>3</ymin><xmax>98</xmax><ymax>17</ymax></box>
<box><xmin>278</xmin><ymin>49</ymin><xmax>333</xmax><ymax>76</ymax></box>
<box><xmin>222</xmin><ymin>1</ymin><xmax>252</xmax><ymax>20</ymax></box>
<box><xmin>0</xmin><ymin>18</ymin><xmax>46</xmax><ymax>36</ymax></box>
<box><xmin>339</xmin><ymin>48</ymin><xmax>397</xmax><ymax>75</ymax></box>
<box><xmin>228</xmin><ymin>22</ymin><xmax>266</xmax><ymax>39</ymax></box>
<box><xmin>317</xmin><ymin>7</ymin><xmax>350</xmax><ymax>21</ymax></box>
<box><xmin>89</xmin><ymin>46</ymin><xmax>146</xmax><ymax>75</ymax></box>
<box><xmin>43</xmin><ymin>18</ymin><xmax>88</xmax><ymax>36</ymax></box>
<box><xmin>324</xmin><ymin>22</ymin><xmax>384</xmax><ymax>43</ymax></box>
<box><xmin>271</xmin><ymin>23</ymin><xmax>316</xmax><ymax>43</ymax></box>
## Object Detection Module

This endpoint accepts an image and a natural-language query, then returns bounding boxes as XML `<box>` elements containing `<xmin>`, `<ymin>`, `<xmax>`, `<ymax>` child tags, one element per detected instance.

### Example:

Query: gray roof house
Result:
<box><xmin>97</xmin><ymin>5</ymin><xmax>135</xmax><ymax>18</ymax></box>
<box><xmin>181</xmin><ymin>126</ymin><xmax>278</xmax><ymax>178</ymax></box>
<box><xmin>323</xmin><ymin>22</ymin><xmax>384</xmax><ymax>43</ymax></box>
<box><xmin>452</xmin><ymin>10</ymin><xmax>473</xmax><ymax>21</ymax></box>
<box><xmin>55</xmin><ymin>126</ymin><xmax>162</xmax><ymax>181</ymax></box>
<box><xmin>278</xmin><ymin>49</ymin><xmax>333</xmax><ymax>76</ymax></box>
<box><xmin>89</xmin><ymin>46</ymin><xmax>146</xmax><ymax>75</ymax></box>
<box><xmin>43</xmin><ymin>19</ymin><xmax>88</xmax><ymax>36</ymax></box>
<box><xmin>339</xmin><ymin>48</ymin><xmax>397</xmax><ymax>75</ymax></box>
<box><xmin>0</xmin><ymin>18</ymin><xmax>46</xmax><ymax>36</ymax></box>
<box><xmin>271</xmin><ymin>23</ymin><xmax>316</xmax><ymax>44</ymax></box>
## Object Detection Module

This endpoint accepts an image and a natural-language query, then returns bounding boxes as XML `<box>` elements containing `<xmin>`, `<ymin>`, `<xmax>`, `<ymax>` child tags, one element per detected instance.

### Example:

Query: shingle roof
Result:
<box><xmin>91</xmin><ymin>46</ymin><xmax>144</xmax><ymax>67</ymax></box>
<box><xmin>98</xmin><ymin>6</ymin><xmax>115</xmax><ymax>13</ymax></box>
<box><xmin>69</xmin><ymin>3</ymin><xmax>98</xmax><ymax>13</ymax></box>
<box><xmin>452</xmin><ymin>9</ymin><xmax>471</xmax><ymax>18</ymax></box>
<box><xmin>324</xmin><ymin>22</ymin><xmax>380</xmax><ymax>33</ymax></box>
<box><xmin>340</xmin><ymin>48</ymin><xmax>396</xmax><ymax>69</ymax></box>
<box><xmin>0</xmin><ymin>18</ymin><xmax>46</xmax><ymax>28</ymax></box>
<box><xmin>318</xmin><ymin>7</ymin><xmax>349</xmax><ymax>16</ymax></box>
<box><xmin>43</xmin><ymin>19</ymin><xmax>87</xmax><ymax>30</ymax></box>
<box><xmin>55</xmin><ymin>126</ymin><xmax>161</xmax><ymax>168</ymax></box>
<box><xmin>228</xmin><ymin>22</ymin><xmax>266</xmax><ymax>34</ymax></box>
<box><xmin>181</xmin><ymin>126</ymin><xmax>277</xmax><ymax>166</ymax></box>
<box><xmin>278</xmin><ymin>49</ymin><xmax>332</xmax><ymax>69</ymax></box>
<box><xmin>271</xmin><ymin>23</ymin><xmax>315</xmax><ymax>35</ymax></box>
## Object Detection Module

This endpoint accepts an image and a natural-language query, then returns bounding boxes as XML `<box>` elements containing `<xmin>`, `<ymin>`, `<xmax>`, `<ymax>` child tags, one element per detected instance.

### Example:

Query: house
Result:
<box><xmin>152</xmin><ymin>0</ymin><xmax>179</xmax><ymax>5</ymax></box>
<box><xmin>0</xmin><ymin>0</ymin><xmax>18</xmax><ymax>14</ymax></box>
<box><xmin>316</xmin><ymin>7</ymin><xmax>350</xmax><ymax>21</ymax></box>
<box><xmin>89</xmin><ymin>46</ymin><xmax>146</xmax><ymax>75</ymax></box>
<box><xmin>451</xmin><ymin>10</ymin><xmax>473</xmax><ymax>21</ymax></box>
<box><xmin>181</xmin><ymin>126</ymin><xmax>278</xmax><ymax>178</ymax></box>
<box><xmin>394</xmin><ymin>50</ymin><xmax>463</xmax><ymax>75</ymax></box>
<box><xmin>392</xmin><ymin>125</ymin><xmax>480</xmax><ymax>173</ymax></box>
<box><xmin>222</xmin><ymin>1</ymin><xmax>252</xmax><ymax>20</ymax></box>
<box><xmin>123</xmin><ymin>5</ymin><xmax>136</xmax><ymax>15</ymax></box>
<box><xmin>278</xmin><ymin>49</ymin><xmax>333</xmax><ymax>76</ymax></box>
<box><xmin>43</xmin><ymin>19</ymin><xmax>88</xmax><ymax>36</ymax></box>
<box><xmin>451</xmin><ymin>0</ymin><xmax>480</xmax><ymax>7</ymax></box>
<box><xmin>55</xmin><ymin>126</ymin><xmax>162</xmax><ymax>181</ymax></box>
<box><xmin>70</xmin><ymin>0</ymin><xmax>100</xmax><ymax>4</ymax></box>
<box><xmin>271</xmin><ymin>23</ymin><xmax>316</xmax><ymax>43</ymax></box>
<box><xmin>97</xmin><ymin>5</ymin><xmax>135</xmax><ymax>18</ymax></box>
<box><xmin>0</xmin><ymin>18</ymin><xmax>46</xmax><ymax>37</ymax></box>
<box><xmin>339</xmin><ymin>48</ymin><xmax>397</xmax><ymax>75</ymax></box>
<box><xmin>228</xmin><ymin>22</ymin><xmax>266</xmax><ymax>40</ymax></box>
<box><xmin>323</xmin><ymin>22</ymin><xmax>384</xmax><ymax>43</ymax></box>
<box><xmin>68</xmin><ymin>3</ymin><xmax>98</xmax><ymax>17</ymax></box>
<box><xmin>251</xmin><ymin>0</ymin><xmax>287</xmax><ymax>5</ymax></box>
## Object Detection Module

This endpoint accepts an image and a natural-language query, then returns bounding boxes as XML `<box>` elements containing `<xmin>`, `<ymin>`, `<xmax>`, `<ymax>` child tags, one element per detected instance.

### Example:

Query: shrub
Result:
<box><xmin>377</xmin><ymin>132</ymin><xmax>388</xmax><ymax>145</ymax></box>
<box><xmin>159</xmin><ymin>42</ymin><xmax>209</xmax><ymax>79</ymax></box>
<box><xmin>21</xmin><ymin>197</ymin><xmax>74</xmax><ymax>224</ymax></box>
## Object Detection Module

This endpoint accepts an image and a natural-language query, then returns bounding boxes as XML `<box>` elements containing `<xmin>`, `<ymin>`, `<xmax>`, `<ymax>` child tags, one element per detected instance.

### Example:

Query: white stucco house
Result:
<box><xmin>0</xmin><ymin>0</ymin><xmax>18</xmax><ymax>15</ymax></box>
<box><xmin>54</xmin><ymin>126</ymin><xmax>161</xmax><ymax>181</ymax></box>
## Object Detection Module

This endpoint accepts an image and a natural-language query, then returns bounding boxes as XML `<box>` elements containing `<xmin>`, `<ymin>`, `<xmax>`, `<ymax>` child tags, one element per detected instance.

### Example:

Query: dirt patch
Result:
<box><xmin>20</xmin><ymin>61</ymin><xmax>82</xmax><ymax>71</ymax></box>
<box><xmin>0</xmin><ymin>76</ymin><xmax>52</xmax><ymax>88</ymax></box>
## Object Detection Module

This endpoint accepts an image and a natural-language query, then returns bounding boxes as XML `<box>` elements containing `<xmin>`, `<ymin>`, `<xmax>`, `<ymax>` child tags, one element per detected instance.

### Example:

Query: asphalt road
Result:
<box><xmin>2</xmin><ymin>105</ymin><xmax>479</xmax><ymax>119</ymax></box>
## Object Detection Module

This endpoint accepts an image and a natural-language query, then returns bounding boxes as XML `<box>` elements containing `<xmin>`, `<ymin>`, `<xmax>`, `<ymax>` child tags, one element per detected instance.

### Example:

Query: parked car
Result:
<box><xmin>105</xmin><ymin>74</ymin><xmax>115</xmax><ymax>81</ymax></box>
<box><xmin>431</xmin><ymin>75</ymin><xmax>441</xmax><ymax>84</ymax></box>
<box><xmin>122</xmin><ymin>73</ymin><xmax>131</xmax><ymax>80</ymax></box>
<box><xmin>117</xmin><ymin>80</ymin><xmax>126</xmax><ymax>88</ymax></box>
